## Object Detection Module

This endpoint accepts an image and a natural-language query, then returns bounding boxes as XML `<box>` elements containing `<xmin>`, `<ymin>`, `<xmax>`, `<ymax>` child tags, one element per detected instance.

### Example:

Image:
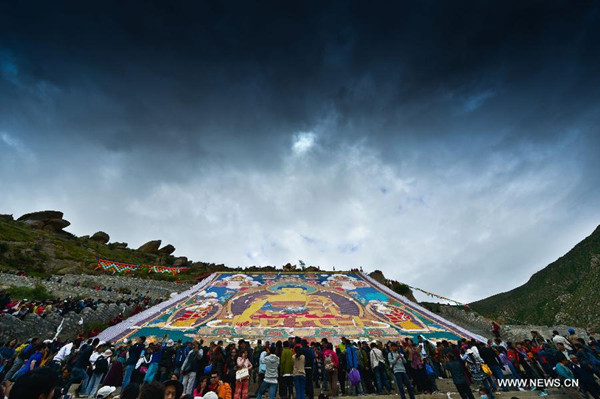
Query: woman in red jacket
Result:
<box><xmin>322</xmin><ymin>343</ymin><xmax>339</xmax><ymax>398</ymax></box>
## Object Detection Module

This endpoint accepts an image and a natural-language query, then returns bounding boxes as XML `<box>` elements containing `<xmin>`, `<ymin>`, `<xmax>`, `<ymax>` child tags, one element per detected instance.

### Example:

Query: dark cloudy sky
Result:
<box><xmin>1</xmin><ymin>1</ymin><xmax>599</xmax><ymax>303</ymax></box>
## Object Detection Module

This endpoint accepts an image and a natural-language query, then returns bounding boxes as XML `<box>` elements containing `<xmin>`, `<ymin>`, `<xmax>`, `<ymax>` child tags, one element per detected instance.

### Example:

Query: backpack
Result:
<box><xmin>94</xmin><ymin>356</ymin><xmax>109</xmax><ymax>374</ymax></box>
<box><xmin>175</xmin><ymin>346</ymin><xmax>189</xmax><ymax>367</ymax></box>
<box><xmin>425</xmin><ymin>363</ymin><xmax>435</xmax><ymax>376</ymax></box>
<box><xmin>324</xmin><ymin>353</ymin><xmax>335</xmax><ymax>372</ymax></box>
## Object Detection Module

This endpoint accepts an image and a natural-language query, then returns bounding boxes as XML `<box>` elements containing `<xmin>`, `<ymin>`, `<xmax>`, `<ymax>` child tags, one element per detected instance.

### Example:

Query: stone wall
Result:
<box><xmin>0</xmin><ymin>273</ymin><xmax>193</xmax><ymax>301</ymax></box>
<box><xmin>0</xmin><ymin>302</ymin><xmax>136</xmax><ymax>342</ymax></box>
<box><xmin>0</xmin><ymin>273</ymin><xmax>193</xmax><ymax>343</ymax></box>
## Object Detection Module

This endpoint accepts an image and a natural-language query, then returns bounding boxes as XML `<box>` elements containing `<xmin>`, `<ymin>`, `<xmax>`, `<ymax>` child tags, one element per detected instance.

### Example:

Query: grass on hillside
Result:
<box><xmin>5</xmin><ymin>284</ymin><xmax>57</xmax><ymax>301</ymax></box>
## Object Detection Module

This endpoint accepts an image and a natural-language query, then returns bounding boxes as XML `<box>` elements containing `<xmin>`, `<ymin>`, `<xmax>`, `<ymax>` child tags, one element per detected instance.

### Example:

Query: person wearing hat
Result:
<box><xmin>96</xmin><ymin>385</ymin><xmax>117</xmax><ymax>399</ymax></box>
<box><xmin>163</xmin><ymin>379</ymin><xmax>184</xmax><ymax>399</ymax></box>
<box><xmin>103</xmin><ymin>348</ymin><xmax>126</xmax><ymax>388</ymax></box>
<box><xmin>84</xmin><ymin>349</ymin><xmax>113</xmax><ymax>397</ymax></box>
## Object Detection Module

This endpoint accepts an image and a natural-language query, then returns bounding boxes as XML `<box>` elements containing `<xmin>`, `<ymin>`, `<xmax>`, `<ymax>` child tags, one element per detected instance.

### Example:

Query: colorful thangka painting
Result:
<box><xmin>106</xmin><ymin>272</ymin><xmax>482</xmax><ymax>343</ymax></box>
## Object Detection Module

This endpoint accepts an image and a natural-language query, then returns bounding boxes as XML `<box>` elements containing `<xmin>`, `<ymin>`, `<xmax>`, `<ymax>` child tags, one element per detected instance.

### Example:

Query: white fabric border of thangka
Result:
<box><xmin>359</xmin><ymin>272</ymin><xmax>487</xmax><ymax>342</ymax></box>
<box><xmin>96</xmin><ymin>273</ymin><xmax>219</xmax><ymax>342</ymax></box>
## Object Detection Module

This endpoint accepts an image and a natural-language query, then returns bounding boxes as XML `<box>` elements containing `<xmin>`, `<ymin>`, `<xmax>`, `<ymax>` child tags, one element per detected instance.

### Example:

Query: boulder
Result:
<box><xmin>45</xmin><ymin>219</ymin><xmax>71</xmax><ymax>230</ymax></box>
<box><xmin>17</xmin><ymin>210</ymin><xmax>64</xmax><ymax>221</ymax></box>
<box><xmin>43</xmin><ymin>225</ymin><xmax>56</xmax><ymax>233</ymax></box>
<box><xmin>173</xmin><ymin>257</ymin><xmax>188</xmax><ymax>267</ymax></box>
<box><xmin>158</xmin><ymin>244</ymin><xmax>176</xmax><ymax>255</ymax></box>
<box><xmin>90</xmin><ymin>231</ymin><xmax>110</xmax><ymax>244</ymax></box>
<box><xmin>112</xmin><ymin>242</ymin><xmax>128</xmax><ymax>249</ymax></box>
<box><xmin>23</xmin><ymin>220</ymin><xmax>45</xmax><ymax>229</ymax></box>
<box><xmin>17</xmin><ymin>210</ymin><xmax>70</xmax><ymax>233</ymax></box>
<box><xmin>137</xmin><ymin>240</ymin><xmax>161</xmax><ymax>254</ymax></box>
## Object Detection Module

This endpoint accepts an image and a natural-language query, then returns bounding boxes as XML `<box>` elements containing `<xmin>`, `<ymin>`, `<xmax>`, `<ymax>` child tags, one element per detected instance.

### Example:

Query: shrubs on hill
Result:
<box><xmin>6</xmin><ymin>283</ymin><xmax>56</xmax><ymax>301</ymax></box>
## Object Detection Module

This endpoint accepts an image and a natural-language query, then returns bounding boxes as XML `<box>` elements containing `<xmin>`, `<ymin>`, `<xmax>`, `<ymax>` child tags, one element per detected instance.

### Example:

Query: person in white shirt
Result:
<box><xmin>52</xmin><ymin>341</ymin><xmax>80</xmax><ymax>369</ymax></box>
<box><xmin>369</xmin><ymin>342</ymin><xmax>392</xmax><ymax>394</ymax></box>
<box><xmin>552</xmin><ymin>331</ymin><xmax>573</xmax><ymax>351</ymax></box>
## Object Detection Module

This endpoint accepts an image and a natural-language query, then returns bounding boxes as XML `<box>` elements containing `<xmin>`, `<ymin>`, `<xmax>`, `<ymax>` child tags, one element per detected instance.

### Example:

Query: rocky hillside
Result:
<box><xmin>0</xmin><ymin>210</ymin><xmax>229</xmax><ymax>281</ymax></box>
<box><xmin>471</xmin><ymin>224</ymin><xmax>600</xmax><ymax>329</ymax></box>
<box><xmin>423</xmin><ymin>303</ymin><xmax>578</xmax><ymax>343</ymax></box>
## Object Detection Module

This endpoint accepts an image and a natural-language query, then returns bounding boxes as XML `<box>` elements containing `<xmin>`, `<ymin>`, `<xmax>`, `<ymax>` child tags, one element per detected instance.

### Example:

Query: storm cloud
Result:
<box><xmin>1</xmin><ymin>1</ymin><xmax>599</xmax><ymax>302</ymax></box>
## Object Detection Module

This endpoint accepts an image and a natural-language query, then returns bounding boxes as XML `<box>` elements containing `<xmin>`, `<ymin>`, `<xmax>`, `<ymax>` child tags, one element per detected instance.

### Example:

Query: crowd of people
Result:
<box><xmin>1</xmin><ymin>326</ymin><xmax>600</xmax><ymax>399</ymax></box>
<box><xmin>0</xmin><ymin>289</ymin><xmax>161</xmax><ymax>321</ymax></box>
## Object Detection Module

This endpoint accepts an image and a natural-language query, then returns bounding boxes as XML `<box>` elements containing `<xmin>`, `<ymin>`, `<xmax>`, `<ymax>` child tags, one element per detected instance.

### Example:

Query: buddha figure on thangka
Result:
<box><xmin>131</xmin><ymin>273</ymin><xmax>455</xmax><ymax>341</ymax></box>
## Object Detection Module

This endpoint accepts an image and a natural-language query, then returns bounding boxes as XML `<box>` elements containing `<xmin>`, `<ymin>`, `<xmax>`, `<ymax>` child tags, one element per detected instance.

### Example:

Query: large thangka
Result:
<box><xmin>99</xmin><ymin>272</ymin><xmax>484</xmax><ymax>343</ymax></box>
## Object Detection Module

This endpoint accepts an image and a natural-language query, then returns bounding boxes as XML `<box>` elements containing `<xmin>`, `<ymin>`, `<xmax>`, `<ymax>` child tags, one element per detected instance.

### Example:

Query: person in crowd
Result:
<box><xmin>389</xmin><ymin>342</ymin><xmax>415</xmax><ymax>399</ymax></box>
<box><xmin>445</xmin><ymin>353</ymin><xmax>475</xmax><ymax>399</ymax></box>
<box><xmin>181</xmin><ymin>341</ymin><xmax>203</xmax><ymax>395</ymax></box>
<box><xmin>225</xmin><ymin>345</ymin><xmax>238</xmax><ymax>394</ymax></box>
<box><xmin>323</xmin><ymin>343</ymin><xmax>340</xmax><ymax>398</ymax></box>
<box><xmin>406</xmin><ymin>339</ymin><xmax>428</xmax><ymax>394</ymax></box>
<box><xmin>300</xmin><ymin>339</ymin><xmax>315</xmax><ymax>399</ymax></box>
<box><xmin>62</xmin><ymin>337</ymin><xmax>100</xmax><ymax>398</ymax></box>
<box><xmin>293</xmin><ymin>344</ymin><xmax>306</xmax><ymax>399</ymax></box>
<box><xmin>491</xmin><ymin>322</ymin><xmax>501</xmax><ymax>339</ymax></box>
<box><xmin>119</xmin><ymin>382</ymin><xmax>140</xmax><ymax>399</ymax></box>
<box><xmin>234</xmin><ymin>349</ymin><xmax>252</xmax><ymax>399</ymax></box>
<box><xmin>123</xmin><ymin>336</ymin><xmax>145</xmax><ymax>389</ymax></box>
<box><xmin>102</xmin><ymin>349</ymin><xmax>125</xmax><ymax>388</ymax></box>
<box><xmin>569</xmin><ymin>354</ymin><xmax>600</xmax><ymax>399</ymax></box>
<box><xmin>206</xmin><ymin>371</ymin><xmax>232</xmax><ymax>399</ymax></box>
<box><xmin>567</xmin><ymin>329</ymin><xmax>581</xmax><ymax>348</ymax></box>
<box><xmin>345</xmin><ymin>340</ymin><xmax>363</xmax><ymax>396</ymax></box>
<box><xmin>369</xmin><ymin>342</ymin><xmax>391</xmax><ymax>395</ymax></box>
<box><xmin>4</xmin><ymin>337</ymin><xmax>38</xmax><ymax>382</ymax></box>
<box><xmin>13</xmin><ymin>343</ymin><xmax>44</xmax><ymax>381</ymax></box>
<box><xmin>194</xmin><ymin>375</ymin><xmax>209</xmax><ymax>397</ymax></box>
<box><xmin>551</xmin><ymin>331</ymin><xmax>573</xmax><ymax>351</ymax></box>
<box><xmin>138</xmin><ymin>381</ymin><xmax>164</xmax><ymax>399</ymax></box>
<box><xmin>256</xmin><ymin>345</ymin><xmax>280</xmax><ymax>399</ymax></box>
<box><xmin>280</xmin><ymin>341</ymin><xmax>294</xmax><ymax>399</ymax></box>
<box><xmin>8</xmin><ymin>367</ymin><xmax>58</xmax><ymax>399</ymax></box>
<box><xmin>554</xmin><ymin>358</ymin><xmax>575</xmax><ymax>381</ymax></box>
<box><xmin>164</xmin><ymin>379</ymin><xmax>184</xmax><ymax>399</ymax></box>
<box><xmin>84</xmin><ymin>348</ymin><xmax>112</xmax><ymax>397</ymax></box>
<box><xmin>335</xmin><ymin>346</ymin><xmax>347</xmax><ymax>397</ymax></box>
<box><xmin>479</xmin><ymin>340</ymin><xmax>507</xmax><ymax>392</ymax></box>
<box><xmin>462</xmin><ymin>349</ymin><xmax>495</xmax><ymax>399</ymax></box>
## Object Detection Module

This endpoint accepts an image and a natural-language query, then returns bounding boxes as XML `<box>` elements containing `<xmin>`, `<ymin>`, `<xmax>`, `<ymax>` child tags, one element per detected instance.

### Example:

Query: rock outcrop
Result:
<box><xmin>18</xmin><ymin>210</ymin><xmax>64</xmax><ymax>222</ymax></box>
<box><xmin>0</xmin><ymin>214</ymin><xmax>14</xmax><ymax>221</ymax></box>
<box><xmin>158</xmin><ymin>244</ymin><xmax>176</xmax><ymax>255</ymax></box>
<box><xmin>173</xmin><ymin>257</ymin><xmax>188</xmax><ymax>267</ymax></box>
<box><xmin>90</xmin><ymin>231</ymin><xmax>110</xmax><ymax>244</ymax></box>
<box><xmin>137</xmin><ymin>240</ymin><xmax>161</xmax><ymax>254</ymax></box>
<box><xmin>17</xmin><ymin>210</ymin><xmax>71</xmax><ymax>234</ymax></box>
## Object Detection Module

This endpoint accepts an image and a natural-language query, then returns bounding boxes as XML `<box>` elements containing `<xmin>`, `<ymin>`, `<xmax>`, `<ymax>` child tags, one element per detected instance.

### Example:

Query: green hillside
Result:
<box><xmin>0</xmin><ymin>215</ymin><xmax>212</xmax><ymax>281</ymax></box>
<box><xmin>470</xmin><ymin>224</ymin><xmax>600</xmax><ymax>329</ymax></box>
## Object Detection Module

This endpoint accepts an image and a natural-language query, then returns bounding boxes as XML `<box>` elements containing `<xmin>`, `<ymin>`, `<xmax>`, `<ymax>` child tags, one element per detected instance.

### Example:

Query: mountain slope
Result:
<box><xmin>470</xmin><ymin>224</ymin><xmax>600</xmax><ymax>329</ymax></box>
<box><xmin>0</xmin><ymin>213</ymin><xmax>217</xmax><ymax>281</ymax></box>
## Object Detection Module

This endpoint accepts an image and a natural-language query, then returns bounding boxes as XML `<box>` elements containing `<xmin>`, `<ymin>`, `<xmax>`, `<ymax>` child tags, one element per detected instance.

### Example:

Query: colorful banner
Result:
<box><xmin>96</xmin><ymin>258</ymin><xmax>191</xmax><ymax>275</ymax></box>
